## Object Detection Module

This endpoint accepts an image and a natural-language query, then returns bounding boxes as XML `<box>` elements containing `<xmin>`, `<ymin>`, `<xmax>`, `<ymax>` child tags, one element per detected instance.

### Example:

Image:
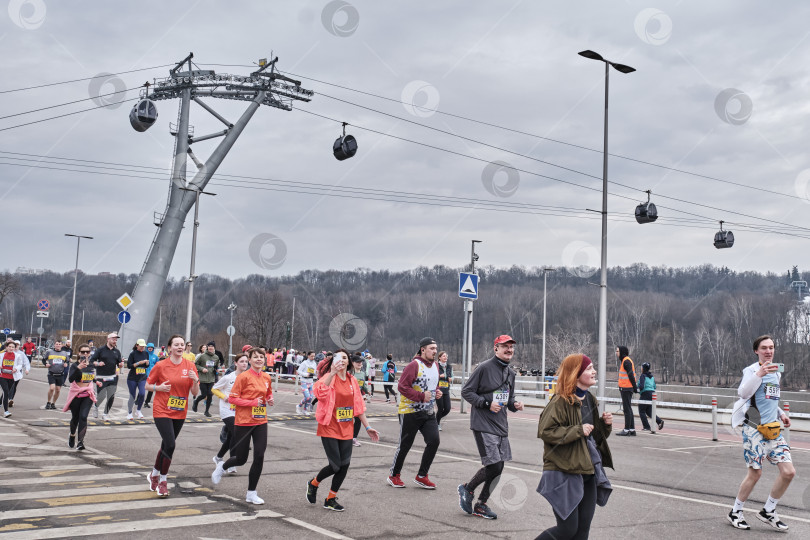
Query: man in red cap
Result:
<box><xmin>458</xmin><ymin>334</ymin><xmax>524</xmax><ymax>520</ymax></box>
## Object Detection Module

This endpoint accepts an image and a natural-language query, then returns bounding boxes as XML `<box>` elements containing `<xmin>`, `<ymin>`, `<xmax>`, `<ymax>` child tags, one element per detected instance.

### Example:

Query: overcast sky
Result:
<box><xmin>2</xmin><ymin>0</ymin><xmax>810</xmax><ymax>282</ymax></box>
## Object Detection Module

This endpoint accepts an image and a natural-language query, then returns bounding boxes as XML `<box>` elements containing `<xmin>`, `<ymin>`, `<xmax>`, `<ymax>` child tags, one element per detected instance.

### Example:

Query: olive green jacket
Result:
<box><xmin>537</xmin><ymin>393</ymin><xmax>613</xmax><ymax>474</ymax></box>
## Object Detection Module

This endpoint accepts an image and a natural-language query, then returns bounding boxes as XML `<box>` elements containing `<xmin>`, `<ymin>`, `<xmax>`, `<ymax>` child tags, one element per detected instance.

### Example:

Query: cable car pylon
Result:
<box><xmin>120</xmin><ymin>53</ymin><xmax>314</xmax><ymax>353</ymax></box>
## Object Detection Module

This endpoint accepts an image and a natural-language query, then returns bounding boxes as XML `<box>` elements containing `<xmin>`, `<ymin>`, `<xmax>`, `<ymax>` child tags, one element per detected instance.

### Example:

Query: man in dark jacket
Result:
<box><xmin>616</xmin><ymin>345</ymin><xmax>638</xmax><ymax>436</ymax></box>
<box><xmin>458</xmin><ymin>334</ymin><xmax>524</xmax><ymax>520</ymax></box>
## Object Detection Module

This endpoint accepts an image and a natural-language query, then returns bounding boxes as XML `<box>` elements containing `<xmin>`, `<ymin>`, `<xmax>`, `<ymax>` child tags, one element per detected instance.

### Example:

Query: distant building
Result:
<box><xmin>14</xmin><ymin>267</ymin><xmax>45</xmax><ymax>275</ymax></box>
<box><xmin>97</xmin><ymin>272</ymin><xmax>113</xmax><ymax>277</ymax></box>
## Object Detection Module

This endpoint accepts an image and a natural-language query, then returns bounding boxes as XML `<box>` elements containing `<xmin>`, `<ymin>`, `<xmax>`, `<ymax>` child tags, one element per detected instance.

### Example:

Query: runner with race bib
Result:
<box><xmin>145</xmin><ymin>335</ymin><xmax>200</xmax><ymax>498</ymax></box>
<box><xmin>126</xmin><ymin>339</ymin><xmax>149</xmax><ymax>420</ymax></box>
<box><xmin>211</xmin><ymin>347</ymin><xmax>273</xmax><ymax>505</ymax></box>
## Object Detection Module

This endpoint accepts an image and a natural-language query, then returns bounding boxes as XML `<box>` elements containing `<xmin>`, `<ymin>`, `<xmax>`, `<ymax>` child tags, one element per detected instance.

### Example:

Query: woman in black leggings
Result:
<box><xmin>306</xmin><ymin>349</ymin><xmax>379</xmax><ymax>511</ymax></box>
<box><xmin>211</xmin><ymin>348</ymin><xmax>274</xmax><ymax>505</ymax></box>
<box><xmin>145</xmin><ymin>335</ymin><xmax>200</xmax><ymax>498</ymax></box>
<box><xmin>62</xmin><ymin>346</ymin><xmax>97</xmax><ymax>450</ymax></box>
<box><xmin>436</xmin><ymin>351</ymin><xmax>453</xmax><ymax>430</ymax></box>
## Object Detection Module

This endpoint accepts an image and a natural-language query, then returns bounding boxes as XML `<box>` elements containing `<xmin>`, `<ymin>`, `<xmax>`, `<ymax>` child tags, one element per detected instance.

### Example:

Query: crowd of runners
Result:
<box><xmin>0</xmin><ymin>332</ymin><xmax>797</xmax><ymax>535</ymax></box>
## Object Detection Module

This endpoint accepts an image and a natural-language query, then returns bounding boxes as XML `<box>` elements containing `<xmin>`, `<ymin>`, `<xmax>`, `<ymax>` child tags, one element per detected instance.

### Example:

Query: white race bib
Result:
<box><xmin>764</xmin><ymin>383</ymin><xmax>780</xmax><ymax>400</ymax></box>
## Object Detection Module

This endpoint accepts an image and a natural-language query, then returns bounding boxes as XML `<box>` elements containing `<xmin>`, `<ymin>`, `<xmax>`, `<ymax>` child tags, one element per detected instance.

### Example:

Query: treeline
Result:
<box><xmin>1</xmin><ymin>264</ymin><xmax>808</xmax><ymax>388</ymax></box>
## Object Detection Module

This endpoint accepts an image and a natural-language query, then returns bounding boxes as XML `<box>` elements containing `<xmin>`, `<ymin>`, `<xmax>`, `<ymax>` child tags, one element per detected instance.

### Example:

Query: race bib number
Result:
<box><xmin>135</xmin><ymin>367</ymin><xmax>146</xmax><ymax>375</ymax></box>
<box><xmin>764</xmin><ymin>383</ymin><xmax>780</xmax><ymax>400</ymax></box>
<box><xmin>493</xmin><ymin>390</ymin><xmax>509</xmax><ymax>404</ymax></box>
<box><xmin>439</xmin><ymin>380</ymin><xmax>449</xmax><ymax>388</ymax></box>
<box><xmin>167</xmin><ymin>396</ymin><xmax>187</xmax><ymax>411</ymax></box>
<box><xmin>307</xmin><ymin>368</ymin><xmax>314</xmax><ymax>374</ymax></box>
<box><xmin>252</xmin><ymin>406</ymin><xmax>266</xmax><ymax>419</ymax></box>
<box><xmin>2</xmin><ymin>359</ymin><xmax>13</xmax><ymax>368</ymax></box>
<box><xmin>52</xmin><ymin>358</ymin><xmax>64</xmax><ymax>365</ymax></box>
<box><xmin>206</xmin><ymin>360</ymin><xmax>215</xmax><ymax>368</ymax></box>
<box><xmin>230</xmin><ymin>403</ymin><xmax>236</xmax><ymax>410</ymax></box>
<box><xmin>358</xmin><ymin>380</ymin><xmax>365</xmax><ymax>387</ymax></box>
<box><xmin>81</xmin><ymin>371</ymin><xmax>95</xmax><ymax>382</ymax></box>
<box><xmin>336</xmin><ymin>406</ymin><xmax>354</xmax><ymax>422</ymax></box>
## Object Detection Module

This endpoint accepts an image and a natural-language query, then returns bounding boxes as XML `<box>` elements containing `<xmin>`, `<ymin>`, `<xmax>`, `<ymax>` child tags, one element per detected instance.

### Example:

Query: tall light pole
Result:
<box><xmin>65</xmin><ymin>234</ymin><xmax>93</xmax><ymax>345</ymax></box>
<box><xmin>181</xmin><ymin>187</ymin><xmax>215</xmax><ymax>342</ymax></box>
<box><xmin>578</xmin><ymin>50</ymin><xmax>635</xmax><ymax>413</ymax></box>
<box><xmin>227</xmin><ymin>302</ymin><xmax>236</xmax><ymax>364</ymax></box>
<box><xmin>541</xmin><ymin>267</ymin><xmax>553</xmax><ymax>402</ymax></box>
<box><xmin>290</xmin><ymin>296</ymin><xmax>296</xmax><ymax>350</ymax></box>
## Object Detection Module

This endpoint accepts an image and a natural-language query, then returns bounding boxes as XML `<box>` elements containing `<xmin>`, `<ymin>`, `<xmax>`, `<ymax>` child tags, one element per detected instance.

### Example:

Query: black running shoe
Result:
<box><xmin>657</xmin><ymin>419</ymin><xmax>664</xmax><ymax>430</ymax></box>
<box><xmin>757</xmin><ymin>508</ymin><xmax>788</xmax><ymax>531</ymax></box>
<box><xmin>458</xmin><ymin>484</ymin><xmax>473</xmax><ymax>514</ymax></box>
<box><xmin>473</xmin><ymin>501</ymin><xmax>497</xmax><ymax>520</ymax></box>
<box><xmin>323</xmin><ymin>497</ymin><xmax>344</xmax><ymax>512</ymax></box>
<box><xmin>68</xmin><ymin>434</ymin><xmax>75</xmax><ymax>448</ymax></box>
<box><xmin>306</xmin><ymin>479</ymin><xmax>318</xmax><ymax>504</ymax></box>
<box><xmin>76</xmin><ymin>441</ymin><xmax>86</xmax><ymax>451</ymax></box>
<box><xmin>727</xmin><ymin>510</ymin><xmax>750</xmax><ymax>530</ymax></box>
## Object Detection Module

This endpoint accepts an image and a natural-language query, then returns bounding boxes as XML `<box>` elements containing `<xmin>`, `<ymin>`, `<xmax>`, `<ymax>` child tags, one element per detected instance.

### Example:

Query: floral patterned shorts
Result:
<box><xmin>741</xmin><ymin>424</ymin><xmax>791</xmax><ymax>469</ymax></box>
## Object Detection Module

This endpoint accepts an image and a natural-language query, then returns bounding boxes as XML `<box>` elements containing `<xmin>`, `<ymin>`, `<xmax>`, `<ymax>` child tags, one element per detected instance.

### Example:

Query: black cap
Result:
<box><xmin>418</xmin><ymin>337</ymin><xmax>437</xmax><ymax>349</ymax></box>
<box><xmin>207</xmin><ymin>341</ymin><xmax>216</xmax><ymax>347</ymax></box>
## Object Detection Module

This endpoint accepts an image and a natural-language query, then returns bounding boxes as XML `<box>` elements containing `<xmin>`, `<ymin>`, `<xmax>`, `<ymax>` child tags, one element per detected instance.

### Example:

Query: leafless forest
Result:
<box><xmin>2</xmin><ymin>264</ymin><xmax>808</xmax><ymax>389</ymax></box>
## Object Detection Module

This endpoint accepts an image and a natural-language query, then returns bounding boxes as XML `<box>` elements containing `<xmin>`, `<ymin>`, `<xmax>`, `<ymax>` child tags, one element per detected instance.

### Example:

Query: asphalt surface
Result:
<box><xmin>1</xmin><ymin>368</ymin><xmax>809</xmax><ymax>539</ymax></box>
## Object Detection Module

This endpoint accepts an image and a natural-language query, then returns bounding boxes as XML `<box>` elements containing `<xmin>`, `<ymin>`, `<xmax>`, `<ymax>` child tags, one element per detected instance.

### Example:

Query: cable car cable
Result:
<box><xmin>0</xmin><ymin>64</ymin><xmax>174</xmax><ymax>95</ymax></box>
<box><xmin>0</xmin><ymin>97</ymin><xmax>140</xmax><ymax>133</ymax></box>
<box><xmin>0</xmin><ymin>87</ymin><xmax>136</xmax><ymax>121</ymax></box>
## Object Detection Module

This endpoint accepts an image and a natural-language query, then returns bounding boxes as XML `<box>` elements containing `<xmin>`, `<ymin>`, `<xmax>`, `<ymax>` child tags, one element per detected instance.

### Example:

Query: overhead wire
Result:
<box><xmin>0</xmin><ymin>64</ymin><xmax>174</xmax><ymax>94</ymax></box>
<box><xmin>2</xmin><ymin>151</ymin><xmax>810</xmax><ymax>241</ymax></box>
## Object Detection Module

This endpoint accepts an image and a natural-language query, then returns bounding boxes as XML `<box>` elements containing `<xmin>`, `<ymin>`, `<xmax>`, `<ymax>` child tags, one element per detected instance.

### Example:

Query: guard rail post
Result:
<box><xmin>783</xmin><ymin>402</ymin><xmax>790</xmax><ymax>445</ymax></box>
<box><xmin>650</xmin><ymin>393</ymin><xmax>657</xmax><ymax>434</ymax></box>
<box><xmin>711</xmin><ymin>397</ymin><xmax>718</xmax><ymax>441</ymax></box>
<box><xmin>294</xmin><ymin>374</ymin><xmax>300</xmax><ymax>395</ymax></box>
<box><xmin>273</xmin><ymin>370</ymin><xmax>279</xmax><ymax>392</ymax></box>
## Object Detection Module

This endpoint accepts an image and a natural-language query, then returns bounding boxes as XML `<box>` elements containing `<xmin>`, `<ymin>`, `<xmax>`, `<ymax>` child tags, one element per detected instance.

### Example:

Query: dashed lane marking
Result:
<box><xmin>282</xmin><ymin>517</ymin><xmax>354</xmax><ymax>540</ymax></box>
<box><xmin>0</xmin><ymin>483</ymin><xmax>175</xmax><ymax>502</ymax></box>
<box><xmin>1</xmin><ymin>496</ymin><xmax>211</xmax><ymax>520</ymax></box>
<box><xmin>0</xmin><ymin>509</ymin><xmax>284</xmax><ymax>539</ymax></box>
<box><xmin>0</xmin><ymin>472</ymin><xmax>138</xmax><ymax>486</ymax></box>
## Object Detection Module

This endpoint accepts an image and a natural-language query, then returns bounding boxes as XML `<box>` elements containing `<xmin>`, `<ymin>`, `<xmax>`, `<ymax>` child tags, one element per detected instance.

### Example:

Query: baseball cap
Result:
<box><xmin>418</xmin><ymin>337</ymin><xmax>437</xmax><ymax>349</ymax></box>
<box><xmin>494</xmin><ymin>335</ymin><xmax>516</xmax><ymax>346</ymax></box>
<box><xmin>241</xmin><ymin>344</ymin><xmax>252</xmax><ymax>353</ymax></box>
<box><xmin>107</xmin><ymin>332</ymin><xmax>119</xmax><ymax>339</ymax></box>
<box><xmin>136</xmin><ymin>339</ymin><xmax>147</xmax><ymax>347</ymax></box>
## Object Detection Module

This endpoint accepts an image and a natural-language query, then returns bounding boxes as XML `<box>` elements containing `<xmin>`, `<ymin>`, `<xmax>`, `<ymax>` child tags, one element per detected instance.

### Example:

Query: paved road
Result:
<box><xmin>1</xmin><ymin>369</ymin><xmax>809</xmax><ymax>539</ymax></box>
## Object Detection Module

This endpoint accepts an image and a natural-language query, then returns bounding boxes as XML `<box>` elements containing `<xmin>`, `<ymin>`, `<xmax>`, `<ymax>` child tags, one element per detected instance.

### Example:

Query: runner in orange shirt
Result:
<box><xmin>306</xmin><ymin>349</ymin><xmax>379</xmax><ymax>511</ymax></box>
<box><xmin>145</xmin><ymin>334</ymin><xmax>200</xmax><ymax>497</ymax></box>
<box><xmin>211</xmin><ymin>347</ymin><xmax>273</xmax><ymax>504</ymax></box>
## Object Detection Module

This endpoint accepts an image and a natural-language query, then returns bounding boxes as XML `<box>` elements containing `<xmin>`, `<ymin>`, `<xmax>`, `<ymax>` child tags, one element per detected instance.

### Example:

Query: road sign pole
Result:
<box><xmin>460</xmin><ymin>300</ymin><xmax>470</xmax><ymax>414</ymax></box>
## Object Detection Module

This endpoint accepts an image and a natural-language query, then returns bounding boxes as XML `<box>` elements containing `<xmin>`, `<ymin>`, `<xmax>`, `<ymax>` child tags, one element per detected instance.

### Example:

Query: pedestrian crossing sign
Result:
<box><xmin>458</xmin><ymin>272</ymin><xmax>479</xmax><ymax>300</ymax></box>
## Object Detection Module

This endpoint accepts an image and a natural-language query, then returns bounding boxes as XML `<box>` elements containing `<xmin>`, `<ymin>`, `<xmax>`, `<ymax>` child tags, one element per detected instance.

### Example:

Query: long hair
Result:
<box><xmin>554</xmin><ymin>353</ymin><xmax>589</xmax><ymax>405</ymax></box>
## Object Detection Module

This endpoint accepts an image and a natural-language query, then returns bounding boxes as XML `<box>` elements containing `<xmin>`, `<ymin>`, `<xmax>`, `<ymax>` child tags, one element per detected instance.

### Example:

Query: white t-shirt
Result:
<box><xmin>212</xmin><ymin>371</ymin><xmax>238</xmax><ymax>419</ymax></box>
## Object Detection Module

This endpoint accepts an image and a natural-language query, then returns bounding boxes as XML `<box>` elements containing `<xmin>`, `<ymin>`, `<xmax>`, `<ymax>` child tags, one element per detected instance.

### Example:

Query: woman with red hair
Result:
<box><xmin>535</xmin><ymin>353</ymin><xmax>614</xmax><ymax>540</ymax></box>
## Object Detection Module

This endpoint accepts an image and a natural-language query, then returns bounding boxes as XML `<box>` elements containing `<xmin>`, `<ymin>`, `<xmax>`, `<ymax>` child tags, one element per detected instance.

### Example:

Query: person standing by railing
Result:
<box><xmin>638</xmin><ymin>362</ymin><xmax>663</xmax><ymax>431</ymax></box>
<box><xmin>615</xmin><ymin>346</ymin><xmax>637</xmax><ymax>436</ymax></box>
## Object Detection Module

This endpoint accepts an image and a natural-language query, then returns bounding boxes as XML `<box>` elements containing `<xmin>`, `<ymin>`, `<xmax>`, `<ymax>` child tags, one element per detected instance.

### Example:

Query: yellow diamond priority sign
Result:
<box><xmin>116</xmin><ymin>293</ymin><xmax>134</xmax><ymax>310</ymax></box>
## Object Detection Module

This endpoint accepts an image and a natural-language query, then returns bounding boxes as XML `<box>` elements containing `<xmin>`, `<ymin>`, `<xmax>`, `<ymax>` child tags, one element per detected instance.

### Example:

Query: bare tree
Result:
<box><xmin>0</xmin><ymin>272</ymin><xmax>22</xmax><ymax>310</ymax></box>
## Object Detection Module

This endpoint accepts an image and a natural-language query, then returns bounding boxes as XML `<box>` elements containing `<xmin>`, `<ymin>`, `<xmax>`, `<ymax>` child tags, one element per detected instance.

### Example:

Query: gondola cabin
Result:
<box><xmin>634</xmin><ymin>201</ymin><xmax>658</xmax><ymax>224</ymax></box>
<box><xmin>129</xmin><ymin>99</ymin><xmax>158</xmax><ymax>132</ymax></box>
<box><xmin>333</xmin><ymin>134</ymin><xmax>358</xmax><ymax>161</ymax></box>
<box><xmin>713</xmin><ymin>229</ymin><xmax>734</xmax><ymax>249</ymax></box>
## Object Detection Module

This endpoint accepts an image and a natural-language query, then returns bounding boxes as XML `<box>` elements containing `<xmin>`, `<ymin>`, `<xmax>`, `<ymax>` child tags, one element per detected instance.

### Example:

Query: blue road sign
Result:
<box><xmin>458</xmin><ymin>272</ymin><xmax>479</xmax><ymax>300</ymax></box>
<box><xmin>117</xmin><ymin>311</ymin><xmax>132</xmax><ymax>324</ymax></box>
<box><xmin>37</xmin><ymin>299</ymin><xmax>49</xmax><ymax>310</ymax></box>
<box><xmin>2</xmin><ymin>328</ymin><xmax>10</xmax><ymax>335</ymax></box>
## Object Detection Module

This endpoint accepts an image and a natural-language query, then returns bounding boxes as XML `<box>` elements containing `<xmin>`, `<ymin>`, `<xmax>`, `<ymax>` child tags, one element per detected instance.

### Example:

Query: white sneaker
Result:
<box><xmin>102</xmin><ymin>414</ymin><xmax>109</xmax><ymax>421</ymax></box>
<box><xmin>213</xmin><ymin>456</ymin><xmax>224</xmax><ymax>466</ymax></box>
<box><xmin>126</xmin><ymin>413</ymin><xmax>133</xmax><ymax>421</ymax></box>
<box><xmin>245</xmin><ymin>490</ymin><xmax>264</xmax><ymax>504</ymax></box>
<box><xmin>136</xmin><ymin>411</ymin><xmax>144</xmax><ymax>419</ymax></box>
<box><xmin>3</xmin><ymin>411</ymin><xmax>11</xmax><ymax>418</ymax></box>
<box><xmin>211</xmin><ymin>463</ymin><xmax>225</xmax><ymax>485</ymax></box>
<box><xmin>92</xmin><ymin>407</ymin><xmax>99</xmax><ymax>419</ymax></box>
<box><xmin>438</xmin><ymin>424</ymin><xmax>442</xmax><ymax>431</ymax></box>
<box><xmin>227</xmin><ymin>467</ymin><xmax>237</xmax><ymax>474</ymax></box>
<box><xmin>295</xmin><ymin>405</ymin><xmax>302</xmax><ymax>414</ymax></box>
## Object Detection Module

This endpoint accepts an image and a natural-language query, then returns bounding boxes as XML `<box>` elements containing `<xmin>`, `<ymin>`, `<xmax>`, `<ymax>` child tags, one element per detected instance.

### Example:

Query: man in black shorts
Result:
<box><xmin>44</xmin><ymin>341</ymin><xmax>71</xmax><ymax>409</ymax></box>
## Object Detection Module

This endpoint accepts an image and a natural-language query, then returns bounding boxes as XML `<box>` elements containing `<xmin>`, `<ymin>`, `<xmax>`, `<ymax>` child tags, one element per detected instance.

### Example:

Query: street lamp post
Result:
<box><xmin>227</xmin><ymin>302</ymin><xmax>236</xmax><ymax>365</ymax></box>
<box><xmin>65</xmin><ymin>234</ymin><xmax>93</xmax><ymax>345</ymax></box>
<box><xmin>578</xmin><ymin>50</ymin><xmax>635</xmax><ymax>414</ymax></box>
<box><xmin>541</xmin><ymin>267</ymin><xmax>553</xmax><ymax>402</ymax></box>
<box><xmin>460</xmin><ymin>239</ymin><xmax>482</xmax><ymax>415</ymax></box>
<box><xmin>181</xmin><ymin>187</ymin><xmax>215</xmax><ymax>342</ymax></box>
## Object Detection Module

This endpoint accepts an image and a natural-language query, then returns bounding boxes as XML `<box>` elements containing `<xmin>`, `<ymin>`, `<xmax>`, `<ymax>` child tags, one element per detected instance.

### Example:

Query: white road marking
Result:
<box><xmin>1</xmin><ymin>455</ymin><xmax>79</xmax><ymax>462</ymax></box>
<box><xmin>0</xmin><ymin>471</ymin><xmax>137</xmax><ymax>485</ymax></box>
<box><xmin>0</xmin><ymin>482</ymin><xmax>175</xmax><ymax>501</ymax></box>
<box><xmin>0</xmin><ymin>509</ymin><xmax>284</xmax><ymax>539</ymax></box>
<box><xmin>0</xmin><ymin>442</ymin><xmax>73</xmax><ymax>451</ymax></box>
<box><xmin>0</xmin><ymin>495</ymin><xmax>212</xmax><ymax>520</ymax></box>
<box><xmin>0</xmin><ymin>463</ymin><xmax>97</xmax><ymax>473</ymax></box>
<box><xmin>283</xmin><ymin>517</ymin><xmax>354</xmax><ymax>539</ymax></box>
